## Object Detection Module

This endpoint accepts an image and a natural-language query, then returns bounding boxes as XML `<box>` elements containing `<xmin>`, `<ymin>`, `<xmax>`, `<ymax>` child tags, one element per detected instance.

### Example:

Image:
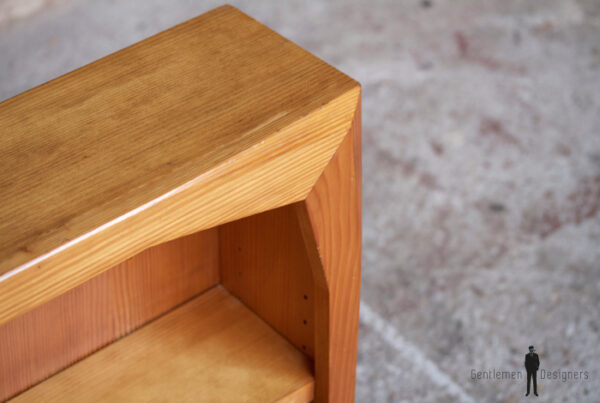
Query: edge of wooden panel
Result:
<box><xmin>297</xmin><ymin>94</ymin><xmax>362</xmax><ymax>403</ymax></box>
<box><xmin>274</xmin><ymin>380</ymin><xmax>315</xmax><ymax>403</ymax></box>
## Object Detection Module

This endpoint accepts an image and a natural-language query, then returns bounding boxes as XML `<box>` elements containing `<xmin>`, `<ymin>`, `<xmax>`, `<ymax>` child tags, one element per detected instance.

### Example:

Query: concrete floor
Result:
<box><xmin>1</xmin><ymin>0</ymin><xmax>599</xmax><ymax>402</ymax></box>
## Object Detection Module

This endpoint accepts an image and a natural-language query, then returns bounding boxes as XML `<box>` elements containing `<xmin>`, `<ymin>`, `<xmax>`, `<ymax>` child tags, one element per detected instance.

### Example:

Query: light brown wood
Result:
<box><xmin>2</xmin><ymin>5</ymin><xmax>362</xmax><ymax>401</ymax></box>
<box><xmin>220</xmin><ymin>204</ymin><xmax>315</xmax><ymax>357</ymax></box>
<box><xmin>0</xmin><ymin>4</ymin><xmax>360</xmax><ymax>326</ymax></box>
<box><xmin>0</xmin><ymin>229</ymin><xmax>219</xmax><ymax>401</ymax></box>
<box><xmin>276</xmin><ymin>381</ymin><xmax>315</xmax><ymax>403</ymax></box>
<box><xmin>296</xmin><ymin>97</ymin><xmax>362</xmax><ymax>402</ymax></box>
<box><xmin>10</xmin><ymin>286</ymin><xmax>314</xmax><ymax>403</ymax></box>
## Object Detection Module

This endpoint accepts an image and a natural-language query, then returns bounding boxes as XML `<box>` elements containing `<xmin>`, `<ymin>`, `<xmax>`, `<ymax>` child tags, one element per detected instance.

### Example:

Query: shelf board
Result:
<box><xmin>11</xmin><ymin>285</ymin><xmax>314</xmax><ymax>402</ymax></box>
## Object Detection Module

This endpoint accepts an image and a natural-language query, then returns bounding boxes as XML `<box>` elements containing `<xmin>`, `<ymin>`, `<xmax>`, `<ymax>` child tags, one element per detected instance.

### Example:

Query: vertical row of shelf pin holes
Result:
<box><xmin>236</xmin><ymin>244</ymin><xmax>309</xmax><ymax>353</ymax></box>
<box><xmin>237</xmin><ymin>246</ymin><xmax>242</xmax><ymax>277</ymax></box>
<box><xmin>302</xmin><ymin>294</ymin><xmax>308</xmax><ymax>351</ymax></box>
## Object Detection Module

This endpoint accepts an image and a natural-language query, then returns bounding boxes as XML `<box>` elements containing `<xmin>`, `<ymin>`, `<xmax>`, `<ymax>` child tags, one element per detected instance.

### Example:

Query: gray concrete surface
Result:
<box><xmin>1</xmin><ymin>0</ymin><xmax>599</xmax><ymax>402</ymax></box>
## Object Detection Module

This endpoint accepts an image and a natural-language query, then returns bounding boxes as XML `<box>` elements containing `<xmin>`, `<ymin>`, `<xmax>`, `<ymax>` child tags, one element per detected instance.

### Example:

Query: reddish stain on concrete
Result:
<box><xmin>419</xmin><ymin>172</ymin><xmax>440</xmax><ymax>189</ymax></box>
<box><xmin>531</xmin><ymin>21</ymin><xmax>555</xmax><ymax>35</ymax></box>
<box><xmin>470</xmin><ymin>285</ymin><xmax>484</xmax><ymax>297</ymax></box>
<box><xmin>454</xmin><ymin>30</ymin><xmax>526</xmax><ymax>74</ymax></box>
<box><xmin>573</xmin><ymin>176</ymin><xmax>600</xmax><ymax>224</ymax></box>
<box><xmin>522</xmin><ymin>175</ymin><xmax>600</xmax><ymax>238</ymax></box>
<box><xmin>400</xmin><ymin>159</ymin><xmax>417</xmax><ymax>177</ymax></box>
<box><xmin>429</xmin><ymin>140</ymin><xmax>444</xmax><ymax>155</ymax></box>
<box><xmin>454</xmin><ymin>31</ymin><xmax>469</xmax><ymax>57</ymax></box>
<box><xmin>481</xmin><ymin>117</ymin><xmax>503</xmax><ymax>133</ymax></box>
<box><xmin>375</xmin><ymin>148</ymin><xmax>420</xmax><ymax>179</ymax></box>
<box><xmin>555</xmin><ymin>143</ymin><xmax>572</xmax><ymax>156</ymax></box>
<box><xmin>476</xmin><ymin>56</ymin><xmax>527</xmax><ymax>74</ymax></box>
<box><xmin>480</xmin><ymin>117</ymin><xmax>522</xmax><ymax>149</ymax></box>
<box><xmin>540</xmin><ymin>212</ymin><xmax>563</xmax><ymax>237</ymax></box>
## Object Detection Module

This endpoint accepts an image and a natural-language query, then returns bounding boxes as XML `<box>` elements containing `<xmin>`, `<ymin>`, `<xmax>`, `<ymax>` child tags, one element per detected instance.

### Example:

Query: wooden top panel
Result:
<box><xmin>0</xmin><ymin>5</ymin><xmax>358</xmax><ymax>279</ymax></box>
<box><xmin>11</xmin><ymin>285</ymin><xmax>315</xmax><ymax>402</ymax></box>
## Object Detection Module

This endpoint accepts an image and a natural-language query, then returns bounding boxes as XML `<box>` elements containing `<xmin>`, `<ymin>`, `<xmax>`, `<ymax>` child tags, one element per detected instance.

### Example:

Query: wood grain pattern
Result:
<box><xmin>11</xmin><ymin>286</ymin><xmax>314</xmax><ymax>403</ymax></box>
<box><xmin>296</xmin><ymin>97</ymin><xmax>361</xmax><ymax>402</ymax></box>
<box><xmin>0</xmin><ymin>229</ymin><xmax>219</xmax><ymax>401</ymax></box>
<box><xmin>0</xmin><ymin>4</ymin><xmax>360</xmax><ymax>326</ymax></box>
<box><xmin>1</xmin><ymin>6</ymin><xmax>362</xmax><ymax>401</ymax></box>
<box><xmin>220</xmin><ymin>204</ymin><xmax>315</xmax><ymax>357</ymax></box>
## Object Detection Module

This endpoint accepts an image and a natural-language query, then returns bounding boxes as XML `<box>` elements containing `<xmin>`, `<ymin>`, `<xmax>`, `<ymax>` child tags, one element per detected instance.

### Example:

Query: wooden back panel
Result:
<box><xmin>0</xmin><ymin>229</ymin><xmax>219</xmax><ymax>401</ymax></box>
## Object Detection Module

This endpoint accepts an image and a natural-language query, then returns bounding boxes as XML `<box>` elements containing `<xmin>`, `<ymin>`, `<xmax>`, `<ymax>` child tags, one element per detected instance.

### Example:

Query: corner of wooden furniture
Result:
<box><xmin>0</xmin><ymin>5</ymin><xmax>361</xmax><ymax>402</ymax></box>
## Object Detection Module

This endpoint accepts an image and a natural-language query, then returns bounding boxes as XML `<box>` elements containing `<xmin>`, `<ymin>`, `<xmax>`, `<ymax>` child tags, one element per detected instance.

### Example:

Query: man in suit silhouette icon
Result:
<box><xmin>525</xmin><ymin>345</ymin><xmax>540</xmax><ymax>396</ymax></box>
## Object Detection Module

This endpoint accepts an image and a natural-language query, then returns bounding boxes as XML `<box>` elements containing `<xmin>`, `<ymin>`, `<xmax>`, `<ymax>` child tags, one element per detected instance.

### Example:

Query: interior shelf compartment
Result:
<box><xmin>11</xmin><ymin>285</ymin><xmax>314</xmax><ymax>403</ymax></box>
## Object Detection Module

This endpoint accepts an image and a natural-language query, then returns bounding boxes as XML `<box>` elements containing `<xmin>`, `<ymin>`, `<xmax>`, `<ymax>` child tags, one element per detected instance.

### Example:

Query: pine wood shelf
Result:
<box><xmin>11</xmin><ymin>286</ymin><xmax>314</xmax><ymax>402</ymax></box>
<box><xmin>0</xmin><ymin>5</ymin><xmax>361</xmax><ymax>402</ymax></box>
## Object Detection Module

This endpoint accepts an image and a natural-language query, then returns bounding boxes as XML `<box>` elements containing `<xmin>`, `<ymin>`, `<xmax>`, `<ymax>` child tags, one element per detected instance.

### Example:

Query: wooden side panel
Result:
<box><xmin>0</xmin><ymin>229</ymin><xmax>219</xmax><ymax>401</ymax></box>
<box><xmin>296</xmin><ymin>98</ymin><xmax>361</xmax><ymax>402</ymax></box>
<box><xmin>219</xmin><ymin>205</ymin><xmax>315</xmax><ymax>357</ymax></box>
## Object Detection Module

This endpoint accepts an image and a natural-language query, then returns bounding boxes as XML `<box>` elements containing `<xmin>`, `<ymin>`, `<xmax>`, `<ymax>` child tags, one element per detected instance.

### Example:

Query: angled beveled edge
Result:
<box><xmin>0</xmin><ymin>3</ymin><xmax>361</xmax><ymax>325</ymax></box>
<box><xmin>295</xmin><ymin>96</ymin><xmax>362</xmax><ymax>402</ymax></box>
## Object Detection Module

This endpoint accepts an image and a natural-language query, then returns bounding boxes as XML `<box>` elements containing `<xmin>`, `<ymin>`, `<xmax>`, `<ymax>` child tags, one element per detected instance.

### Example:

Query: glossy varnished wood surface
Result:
<box><xmin>220</xmin><ymin>204</ymin><xmax>315</xmax><ymax>357</ymax></box>
<box><xmin>0</xmin><ymin>5</ymin><xmax>360</xmax><ymax>325</ymax></box>
<box><xmin>11</xmin><ymin>286</ymin><xmax>314</xmax><ymax>403</ymax></box>
<box><xmin>0</xmin><ymin>229</ymin><xmax>219</xmax><ymax>401</ymax></box>
<box><xmin>297</xmin><ymin>98</ymin><xmax>362</xmax><ymax>402</ymax></box>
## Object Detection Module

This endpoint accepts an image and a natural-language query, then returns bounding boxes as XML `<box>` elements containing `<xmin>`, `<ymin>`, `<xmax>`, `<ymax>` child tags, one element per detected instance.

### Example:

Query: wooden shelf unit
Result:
<box><xmin>0</xmin><ymin>5</ymin><xmax>361</xmax><ymax>402</ymax></box>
